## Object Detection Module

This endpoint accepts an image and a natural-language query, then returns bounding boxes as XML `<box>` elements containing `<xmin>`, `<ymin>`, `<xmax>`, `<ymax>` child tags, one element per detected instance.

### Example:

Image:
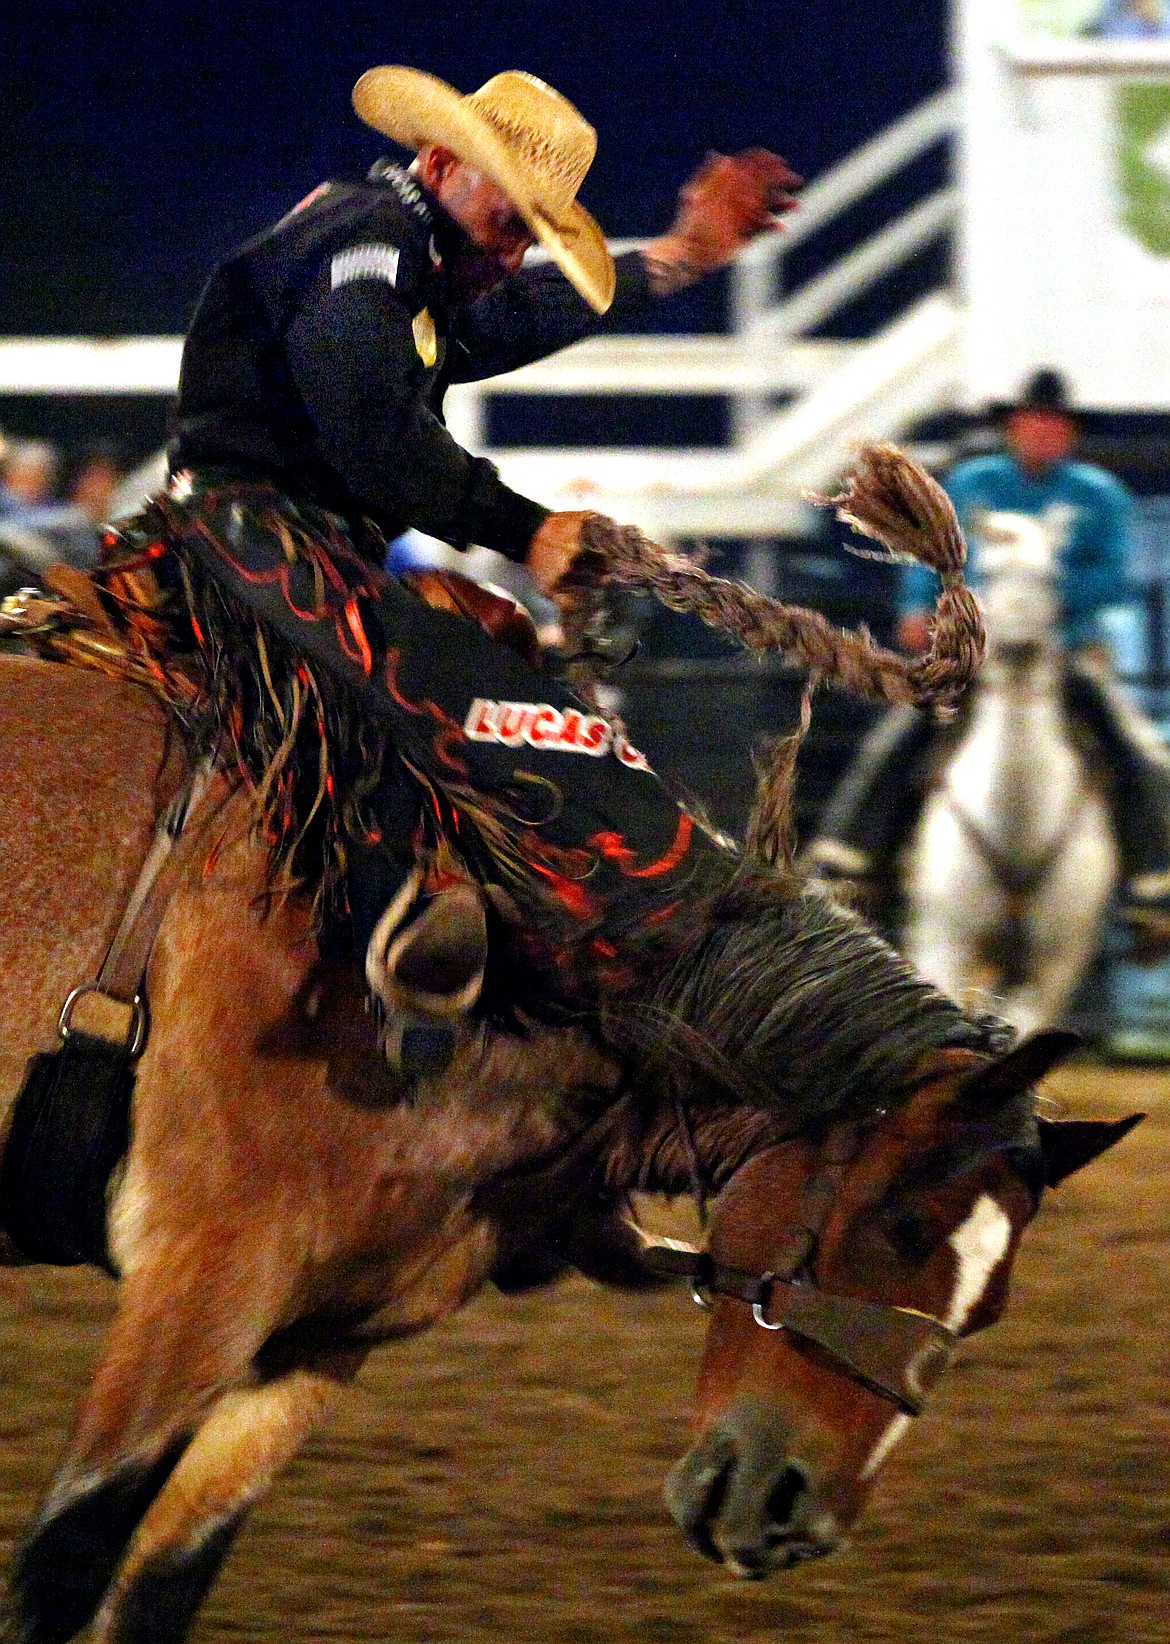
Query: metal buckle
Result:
<box><xmin>58</xmin><ymin>984</ymin><xmax>148</xmax><ymax>1059</ymax></box>
<box><xmin>751</xmin><ymin>1273</ymin><xmax>784</xmax><ymax>1331</ymax></box>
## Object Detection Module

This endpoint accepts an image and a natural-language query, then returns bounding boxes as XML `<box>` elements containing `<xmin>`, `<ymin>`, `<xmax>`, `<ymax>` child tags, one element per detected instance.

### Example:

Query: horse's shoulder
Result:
<box><xmin>0</xmin><ymin>656</ymin><xmax>186</xmax><ymax>1060</ymax></box>
<box><xmin>0</xmin><ymin>651</ymin><xmax>169</xmax><ymax>737</ymax></box>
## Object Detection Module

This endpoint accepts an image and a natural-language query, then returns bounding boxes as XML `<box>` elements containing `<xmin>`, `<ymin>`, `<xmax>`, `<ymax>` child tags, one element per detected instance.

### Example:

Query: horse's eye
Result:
<box><xmin>885</xmin><ymin>1212</ymin><xmax>936</xmax><ymax>1263</ymax></box>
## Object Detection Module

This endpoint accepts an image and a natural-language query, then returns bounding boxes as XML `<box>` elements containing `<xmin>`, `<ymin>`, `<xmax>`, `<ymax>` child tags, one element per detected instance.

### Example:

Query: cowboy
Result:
<box><xmin>131</xmin><ymin>67</ymin><xmax>800</xmax><ymax>1077</ymax></box>
<box><xmin>809</xmin><ymin>368</ymin><xmax>1170</xmax><ymax>939</ymax></box>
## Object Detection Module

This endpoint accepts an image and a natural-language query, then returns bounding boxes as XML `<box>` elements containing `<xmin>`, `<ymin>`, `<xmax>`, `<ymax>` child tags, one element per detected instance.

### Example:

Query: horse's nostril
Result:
<box><xmin>764</xmin><ymin>1463</ymin><xmax>808</xmax><ymax>1533</ymax></box>
<box><xmin>690</xmin><ymin>1456</ymin><xmax>734</xmax><ymax>1563</ymax></box>
<box><xmin>664</xmin><ymin>1446</ymin><xmax>735</xmax><ymax>1563</ymax></box>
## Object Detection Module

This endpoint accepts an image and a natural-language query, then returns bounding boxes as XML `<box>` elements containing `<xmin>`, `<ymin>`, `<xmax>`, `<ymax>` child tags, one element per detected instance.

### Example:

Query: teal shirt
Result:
<box><xmin>900</xmin><ymin>454</ymin><xmax>1137</xmax><ymax>649</ymax></box>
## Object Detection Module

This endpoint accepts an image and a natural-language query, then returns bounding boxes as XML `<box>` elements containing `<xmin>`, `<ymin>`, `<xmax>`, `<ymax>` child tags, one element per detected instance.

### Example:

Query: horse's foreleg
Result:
<box><xmin>3</xmin><ymin>1247</ymin><xmax>292</xmax><ymax>1644</ymax></box>
<box><xmin>89</xmin><ymin>1347</ymin><xmax>366</xmax><ymax>1644</ymax></box>
<box><xmin>0</xmin><ymin>1446</ymin><xmax>189</xmax><ymax>1644</ymax></box>
<box><xmin>902</xmin><ymin>805</ymin><xmax>1004</xmax><ymax>1008</ymax></box>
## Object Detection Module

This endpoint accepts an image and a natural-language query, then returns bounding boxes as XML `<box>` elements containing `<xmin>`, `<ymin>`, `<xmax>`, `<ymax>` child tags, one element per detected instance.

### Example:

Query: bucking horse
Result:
<box><xmin>0</xmin><ymin>449</ymin><xmax>1141</xmax><ymax>1642</ymax></box>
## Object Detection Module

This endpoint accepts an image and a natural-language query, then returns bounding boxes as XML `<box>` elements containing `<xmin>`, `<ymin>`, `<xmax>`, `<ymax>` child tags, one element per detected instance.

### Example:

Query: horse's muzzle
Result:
<box><xmin>664</xmin><ymin>1399</ymin><xmax>840</xmax><ymax>1578</ymax></box>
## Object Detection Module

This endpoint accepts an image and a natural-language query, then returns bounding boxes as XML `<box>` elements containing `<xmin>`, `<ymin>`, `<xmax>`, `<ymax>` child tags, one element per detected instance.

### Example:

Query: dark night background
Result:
<box><xmin>1</xmin><ymin>2</ymin><xmax>948</xmax><ymax>337</ymax></box>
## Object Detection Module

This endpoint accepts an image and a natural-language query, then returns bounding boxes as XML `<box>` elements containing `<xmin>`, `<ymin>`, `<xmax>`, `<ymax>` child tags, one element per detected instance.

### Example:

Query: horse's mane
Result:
<box><xmin>610</xmin><ymin>866</ymin><xmax>1013</xmax><ymax>1141</ymax></box>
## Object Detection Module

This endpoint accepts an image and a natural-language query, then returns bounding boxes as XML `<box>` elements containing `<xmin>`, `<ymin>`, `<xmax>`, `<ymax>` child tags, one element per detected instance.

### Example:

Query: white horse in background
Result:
<box><xmin>901</xmin><ymin>510</ymin><xmax>1119</xmax><ymax>1037</ymax></box>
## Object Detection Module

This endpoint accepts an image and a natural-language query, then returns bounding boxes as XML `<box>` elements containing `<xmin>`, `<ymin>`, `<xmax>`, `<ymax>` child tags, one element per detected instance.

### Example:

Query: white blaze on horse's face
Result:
<box><xmin>861</xmin><ymin>1191</ymin><xmax>1013</xmax><ymax>1481</ymax></box>
<box><xmin>944</xmin><ymin>1192</ymin><xmax>1012</xmax><ymax>1330</ymax></box>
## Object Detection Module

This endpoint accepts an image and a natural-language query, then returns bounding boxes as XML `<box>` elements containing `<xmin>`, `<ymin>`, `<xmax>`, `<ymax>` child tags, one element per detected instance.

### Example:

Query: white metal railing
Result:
<box><xmin>490</xmin><ymin>294</ymin><xmax>964</xmax><ymax>539</ymax></box>
<box><xmin>997</xmin><ymin>40</ymin><xmax>1170</xmax><ymax>77</ymax></box>
<box><xmin>749</xmin><ymin>188</ymin><xmax>959</xmax><ymax>345</ymax></box>
<box><xmin>727</xmin><ymin>88</ymin><xmax>958</xmax><ymax>437</ymax></box>
<box><xmin>0</xmin><ymin>336</ymin><xmax>183</xmax><ymax>394</ymax></box>
<box><xmin>456</xmin><ymin>335</ymin><xmax>852</xmax><ymax>395</ymax></box>
<box><xmin>730</xmin><ymin>88</ymin><xmax>960</xmax><ymax>326</ymax></box>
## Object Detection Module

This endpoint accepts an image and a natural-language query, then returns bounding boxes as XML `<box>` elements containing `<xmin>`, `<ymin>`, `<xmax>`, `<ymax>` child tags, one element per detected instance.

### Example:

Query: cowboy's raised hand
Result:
<box><xmin>644</xmin><ymin>149</ymin><xmax>803</xmax><ymax>294</ymax></box>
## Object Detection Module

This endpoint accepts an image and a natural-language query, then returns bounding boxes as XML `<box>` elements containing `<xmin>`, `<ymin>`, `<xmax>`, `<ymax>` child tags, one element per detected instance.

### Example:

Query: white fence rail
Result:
<box><xmin>0</xmin><ymin>337</ymin><xmax>183</xmax><ymax>394</ymax></box>
<box><xmin>731</xmin><ymin>88</ymin><xmax>959</xmax><ymax>322</ymax></box>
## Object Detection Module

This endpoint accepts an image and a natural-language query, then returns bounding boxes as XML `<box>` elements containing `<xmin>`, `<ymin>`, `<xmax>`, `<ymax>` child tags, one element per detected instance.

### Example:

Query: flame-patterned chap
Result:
<box><xmin>97</xmin><ymin>478</ymin><xmax>729</xmax><ymax>1010</ymax></box>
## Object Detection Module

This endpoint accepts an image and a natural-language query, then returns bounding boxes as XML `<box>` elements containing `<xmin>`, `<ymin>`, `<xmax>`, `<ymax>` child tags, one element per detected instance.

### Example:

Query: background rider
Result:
<box><xmin>809</xmin><ymin>368</ymin><xmax>1170</xmax><ymax>938</ymax></box>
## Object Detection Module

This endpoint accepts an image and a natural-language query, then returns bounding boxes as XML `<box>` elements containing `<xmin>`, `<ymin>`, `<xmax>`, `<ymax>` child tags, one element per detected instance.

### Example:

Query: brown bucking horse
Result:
<box><xmin>0</xmin><ymin>452</ymin><xmax>1141</xmax><ymax>1642</ymax></box>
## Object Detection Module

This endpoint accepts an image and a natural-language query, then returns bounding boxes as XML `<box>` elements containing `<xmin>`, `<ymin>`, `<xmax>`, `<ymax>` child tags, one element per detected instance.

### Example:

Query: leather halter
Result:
<box><xmin>640</xmin><ymin>1245</ymin><xmax>954</xmax><ymax>1418</ymax></box>
<box><xmin>479</xmin><ymin>1100</ymin><xmax>961</xmax><ymax>1418</ymax></box>
<box><xmin>639</xmin><ymin>1126</ymin><xmax>957</xmax><ymax>1418</ymax></box>
<box><xmin>475</xmin><ymin>1057</ymin><xmax>1043</xmax><ymax>1420</ymax></box>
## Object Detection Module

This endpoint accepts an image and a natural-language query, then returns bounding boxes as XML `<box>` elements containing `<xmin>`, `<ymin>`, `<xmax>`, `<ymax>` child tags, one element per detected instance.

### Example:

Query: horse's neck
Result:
<box><xmin>946</xmin><ymin>653</ymin><xmax>1084</xmax><ymax>853</ymax></box>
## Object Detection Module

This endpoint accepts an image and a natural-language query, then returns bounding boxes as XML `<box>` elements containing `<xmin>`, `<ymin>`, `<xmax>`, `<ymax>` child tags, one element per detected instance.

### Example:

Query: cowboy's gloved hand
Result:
<box><xmin>525</xmin><ymin>510</ymin><xmax>608</xmax><ymax>609</ymax></box>
<box><xmin>644</xmin><ymin>149</ymin><xmax>802</xmax><ymax>295</ymax></box>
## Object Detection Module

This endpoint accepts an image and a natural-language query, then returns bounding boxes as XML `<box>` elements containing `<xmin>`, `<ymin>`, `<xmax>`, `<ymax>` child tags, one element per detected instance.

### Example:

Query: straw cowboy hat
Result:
<box><xmin>352</xmin><ymin>67</ymin><xmax>615</xmax><ymax>313</ymax></box>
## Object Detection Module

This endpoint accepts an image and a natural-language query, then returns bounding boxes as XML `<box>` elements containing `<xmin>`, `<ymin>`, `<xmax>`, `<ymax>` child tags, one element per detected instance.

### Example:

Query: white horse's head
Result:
<box><xmin>971</xmin><ymin>509</ymin><xmax>1061</xmax><ymax>657</ymax></box>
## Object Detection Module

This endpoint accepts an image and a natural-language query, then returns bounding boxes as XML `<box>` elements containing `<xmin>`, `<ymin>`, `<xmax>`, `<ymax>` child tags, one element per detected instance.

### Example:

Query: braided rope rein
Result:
<box><xmin>571</xmin><ymin>442</ymin><xmax>984</xmax><ymax>717</ymax></box>
<box><xmin>567</xmin><ymin>443</ymin><xmax>984</xmax><ymax>870</ymax></box>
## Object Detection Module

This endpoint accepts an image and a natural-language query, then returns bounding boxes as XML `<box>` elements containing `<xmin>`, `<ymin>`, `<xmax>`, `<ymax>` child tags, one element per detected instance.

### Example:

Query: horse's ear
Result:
<box><xmin>958</xmin><ymin>1029</ymin><xmax>1081</xmax><ymax>1111</ymax></box>
<box><xmin>1037</xmin><ymin>1113</ymin><xmax>1144</xmax><ymax>1188</ymax></box>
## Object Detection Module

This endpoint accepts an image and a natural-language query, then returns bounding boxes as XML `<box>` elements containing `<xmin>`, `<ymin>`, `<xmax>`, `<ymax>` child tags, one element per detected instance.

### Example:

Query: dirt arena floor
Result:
<box><xmin>1</xmin><ymin>1063</ymin><xmax>1167</xmax><ymax>1643</ymax></box>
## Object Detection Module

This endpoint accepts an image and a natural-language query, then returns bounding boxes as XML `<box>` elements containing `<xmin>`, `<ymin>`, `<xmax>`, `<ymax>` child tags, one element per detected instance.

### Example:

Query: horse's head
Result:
<box><xmin>973</xmin><ymin>508</ymin><xmax>1063</xmax><ymax>660</ymax></box>
<box><xmin>659</xmin><ymin>1029</ymin><xmax>1140</xmax><ymax>1577</ymax></box>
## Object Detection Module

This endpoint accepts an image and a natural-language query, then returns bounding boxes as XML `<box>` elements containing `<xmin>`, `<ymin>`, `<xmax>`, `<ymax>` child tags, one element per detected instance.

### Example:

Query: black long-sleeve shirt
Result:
<box><xmin>170</xmin><ymin>163</ymin><xmax>654</xmax><ymax>561</ymax></box>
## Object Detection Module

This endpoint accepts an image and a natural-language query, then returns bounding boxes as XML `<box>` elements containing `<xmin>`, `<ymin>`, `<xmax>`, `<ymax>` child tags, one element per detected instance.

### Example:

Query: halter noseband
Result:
<box><xmin>641</xmin><ymin>1121</ymin><xmax>960</xmax><ymax>1418</ymax></box>
<box><xmin>641</xmin><ymin>1239</ymin><xmax>954</xmax><ymax>1417</ymax></box>
<box><xmin>476</xmin><ymin>1078</ymin><xmax>1035</xmax><ymax>1419</ymax></box>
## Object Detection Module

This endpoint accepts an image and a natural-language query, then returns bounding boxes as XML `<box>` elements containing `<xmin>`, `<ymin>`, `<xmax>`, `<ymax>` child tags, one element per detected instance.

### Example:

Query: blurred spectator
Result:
<box><xmin>0</xmin><ymin>436</ymin><xmax>100</xmax><ymax>576</ymax></box>
<box><xmin>2</xmin><ymin>439</ymin><xmax>61</xmax><ymax>508</ymax></box>
<box><xmin>109</xmin><ymin>449</ymin><xmax>170</xmax><ymax>520</ymax></box>
<box><xmin>66</xmin><ymin>441</ymin><xmax>124</xmax><ymax>527</ymax></box>
<box><xmin>1085</xmin><ymin>0</ymin><xmax>1170</xmax><ymax>37</ymax></box>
